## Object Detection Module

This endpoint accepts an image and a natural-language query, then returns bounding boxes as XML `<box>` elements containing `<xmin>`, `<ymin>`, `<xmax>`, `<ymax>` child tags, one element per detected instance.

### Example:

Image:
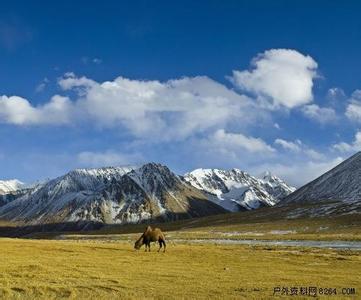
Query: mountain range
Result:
<box><xmin>1</xmin><ymin>151</ymin><xmax>361</xmax><ymax>226</ymax></box>
<box><xmin>0</xmin><ymin>163</ymin><xmax>294</xmax><ymax>225</ymax></box>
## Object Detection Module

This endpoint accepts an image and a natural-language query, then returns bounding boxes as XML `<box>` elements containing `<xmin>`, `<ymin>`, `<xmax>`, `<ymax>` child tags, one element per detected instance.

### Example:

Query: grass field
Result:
<box><xmin>0</xmin><ymin>237</ymin><xmax>360</xmax><ymax>299</ymax></box>
<box><xmin>1</xmin><ymin>204</ymin><xmax>361</xmax><ymax>299</ymax></box>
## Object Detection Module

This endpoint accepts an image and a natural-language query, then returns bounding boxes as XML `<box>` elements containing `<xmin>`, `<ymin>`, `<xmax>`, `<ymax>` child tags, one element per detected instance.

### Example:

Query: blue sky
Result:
<box><xmin>1</xmin><ymin>0</ymin><xmax>361</xmax><ymax>186</ymax></box>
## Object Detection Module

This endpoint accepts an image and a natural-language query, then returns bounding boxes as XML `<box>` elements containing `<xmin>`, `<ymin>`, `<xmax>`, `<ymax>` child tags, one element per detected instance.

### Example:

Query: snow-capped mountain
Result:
<box><xmin>0</xmin><ymin>180</ymin><xmax>24</xmax><ymax>195</ymax></box>
<box><xmin>259</xmin><ymin>171</ymin><xmax>296</xmax><ymax>200</ymax></box>
<box><xmin>0</xmin><ymin>163</ymin><xmax>225</xmax><ymax>225</ymax></box>
<box><xmin>281</xmin><ymin>152</ymin><xmax>361</xmax><ymax>217</ymax></box>
<box><xmin>183</xmin><ymin>168</ymin><xmax>295</xmax><ymax>211</ymax></box>
<box><xmin>0</xmin><ymin>180</ymin><xmax>27</xmax><ymax>206</ymax></box>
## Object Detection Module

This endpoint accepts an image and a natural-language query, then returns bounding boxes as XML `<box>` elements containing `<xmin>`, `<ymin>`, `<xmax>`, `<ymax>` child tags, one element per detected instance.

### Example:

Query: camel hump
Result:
<box><xmin>154</xmin><ymin>227</ymin><xmax>165</xmax><ymax>238</ymax></box>
<box><xmin>145</xmin><ymin>225</ymin><xmax>153</xmax><ymax>233</ymax></box>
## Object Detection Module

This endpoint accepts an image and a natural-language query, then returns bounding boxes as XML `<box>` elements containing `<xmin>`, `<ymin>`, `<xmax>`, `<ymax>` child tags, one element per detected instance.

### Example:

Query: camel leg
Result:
<box><xmin>163</xmin><ymin>240</ymin><xmax>166</xmax><ymax>253</ymax></box>
<box><xmin>158</xmin><ymin>240</ymin><xmax>162</xmax><ymax>252</ymax></box>
<box><xmin>148</xmin><ymin>242</ymin><xmax>151</xmax><ymax>252</ymax></box>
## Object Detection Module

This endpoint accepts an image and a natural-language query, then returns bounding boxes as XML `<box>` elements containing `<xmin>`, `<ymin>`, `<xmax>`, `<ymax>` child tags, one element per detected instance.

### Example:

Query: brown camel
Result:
<box><xmin>134</xmin><ymin>226</ymin><xmax>166</xmax><ymax>252</ymax></box>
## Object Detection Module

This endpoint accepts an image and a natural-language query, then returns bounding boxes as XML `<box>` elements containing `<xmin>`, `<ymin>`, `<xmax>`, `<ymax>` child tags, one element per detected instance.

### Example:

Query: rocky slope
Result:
<box><xmin>281</xmin><ymin>152</ymin><xmax>361</xmax><ymax>217</ymax></box>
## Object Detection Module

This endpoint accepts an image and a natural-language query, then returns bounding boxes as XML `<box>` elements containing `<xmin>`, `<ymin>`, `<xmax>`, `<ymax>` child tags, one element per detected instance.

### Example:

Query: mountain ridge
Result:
<box><xmin>0</xmin><ymin>163</ymin><xmax>294</xmax><ymax>225</ymax></box>
<box><xmin>0</xmin><ymin>163</ymin><xmax>226</xmax><ymax>225</ymax></box>
<box><xmin>280</xmin><ymin>151</ymin><xmax>361</xmax><ymax>217</ymax></box>
<box><xmin>183</xmin><ymin>168</ymin><xmax>295</xmax><ymax>211</ymax></box>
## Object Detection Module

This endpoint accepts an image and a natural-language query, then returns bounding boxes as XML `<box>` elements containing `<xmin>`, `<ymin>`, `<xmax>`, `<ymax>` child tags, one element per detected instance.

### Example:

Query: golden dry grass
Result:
<box><xmin>0</xmin><ymin>238</ymin><xmax>360</xmax><ymax>299</ymax></box>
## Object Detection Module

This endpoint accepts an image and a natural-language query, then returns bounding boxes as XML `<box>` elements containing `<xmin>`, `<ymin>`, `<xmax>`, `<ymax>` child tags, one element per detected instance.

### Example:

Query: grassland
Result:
<box><xmin>0</xmin><ymin>237</ymin><xmax>360</xmax><ymax>299</ymax></box>
<box><xmin>1</xmin><ymin>203</ymin><xmax>361</xmax><ymax>299</ymax></box>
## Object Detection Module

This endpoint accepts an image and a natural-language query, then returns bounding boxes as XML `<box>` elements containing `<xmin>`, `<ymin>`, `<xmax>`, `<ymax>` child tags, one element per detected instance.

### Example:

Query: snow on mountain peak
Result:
<box><xmin>0</xmin><ymin>163</ymin><xmax>296</xmax><ymax>225</ymax></box>
<box><xmin>184</xmin><ymin>167</ymin><xmax>295</xmax><ymax>212</ymax></box>
<box><xmin>0</xmin><ymin>179</ymin><xmax>25</xmax><ymax>195</ymax></box>
<box><xmin>0</xmin><ymin>162</ymin><xmax>225</xmax><ymax>225</ymax></box>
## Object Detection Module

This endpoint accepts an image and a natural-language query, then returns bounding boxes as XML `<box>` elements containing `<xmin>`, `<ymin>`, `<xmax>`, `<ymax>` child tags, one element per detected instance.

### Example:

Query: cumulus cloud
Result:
<box><xmin>0</xmin><ymin>71</ymin><xmax>268</xmax><ymax>142</ymax></box>
<box><xmin>58</xmin><ymin>72</ymin><xmax>95</xmax><ymax>90</ymax></box>
<box><xmin>333</xmin><ymin>131</ymin><xmax>361</xmax><ymax>153</ymax></box>
<box><xmin>0</xmin><ymin>95</ymin><xmax>73</xmax><ymax>125</ymax></box>
<box><xmin>327</xmin><ymin>87</ymin><xmax>345</xmax><ymax>104</ymax></box>
<box><xmin>346</xmin><ymin>90</ymin><xmax>361</xmax><ymax>123</ymax></box>
<box><xmin>301</xmin><ymin>104</ymin><xmax>337</xmax><ymax>124</ymax></box>
<box><xmin>56</xmin><ymin>73</ymin><xmax>260</xmax><ymax>141</ymax></box>
<box><xmin>0</xmin><ymin>72</ymin><xmax>269</xmax><ymax>141</ymax></box>
<box><xmin>230</xmin><ymin>49</ymin><xmax>318</xmax><ymax>109</ymax></box>
<box><xmin>0</xmin><ymin>48</ymin><xmax>320</xmax><ymax>140</ymax></box>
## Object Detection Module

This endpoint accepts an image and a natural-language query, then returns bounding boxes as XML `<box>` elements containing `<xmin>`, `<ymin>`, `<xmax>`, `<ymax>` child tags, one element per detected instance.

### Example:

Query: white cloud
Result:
<box><xmin>333</xmin><ymin>131</ymin><xmax>361</xmax><ymax>153</ymax></box>
<box><xmin>204</xmin><ymin>129</ymin><xmax>275</xmax><ymax>154</ymax></box>
<box><xmin>77</xmin><ymin>150</ymin><xmax>143</xmax><ymax>167</ymax></box>
<box><xmin>35</xmin><ymin>78</ymin><xmax>49</xmax><ymax>93</ymax></box>
<box><xmin>57</xmin><ymin>73</ymin><xmax>259</xmax><ymax>141</ymax></box>
<box><xmin>346</xmin><ymin>90</ymin><xmax>361</xmax><ymax>123</ymax></box>
<box><xmin>0</xmin><ymin>49</ymin><xmax>320</xmax><ymax>142</ymax></box>
<box><xmin>275</xmin><ymin>138</ymin><xmax>302</xmax><ymax>152</ymax></box>
<box><xmin>327</xmin><ymin>87</ymin><xmax>345</xmax><ymax>102</ymax></box>
<box><xmin>301</xmin><ymin>104</ymin><xmax>337</xmax><ymax>124</ymax></box>
<box><xmin>0</xmin><ymin>72</ymin><xmax>267</xmax><ymax>142</ymax></box>
<box><xmin>0</xmin><ymin>95</ymin><xmax>73</xmax><ymax>125</ymax></box>
<box><xmin>230</xmin><ymin>49</ymin><xmax>318</xmax><ymax>109</ymax></box>
<box><xmin>274</xmin><ymin>138</ymin><xmax>324</xmax><ymax>160</ymax></box>
<box><xmin>58</xmin><ymin>72</ymin><xmax>95</xmax><ymax>90</ymax></box>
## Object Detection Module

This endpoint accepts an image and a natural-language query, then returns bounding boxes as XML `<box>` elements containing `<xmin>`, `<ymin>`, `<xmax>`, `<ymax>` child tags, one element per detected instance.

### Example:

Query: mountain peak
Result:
<box><xmin>0</xmin><ymin>179</ymin><xmax>25</xmax><ymax>195</ymax></box>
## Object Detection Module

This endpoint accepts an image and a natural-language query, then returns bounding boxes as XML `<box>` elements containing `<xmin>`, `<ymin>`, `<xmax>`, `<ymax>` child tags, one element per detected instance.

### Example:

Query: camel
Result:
<box><xmin>134</xmin><ymin>226</ymin><xmax>166</xmax><ymax>252</ymax></box>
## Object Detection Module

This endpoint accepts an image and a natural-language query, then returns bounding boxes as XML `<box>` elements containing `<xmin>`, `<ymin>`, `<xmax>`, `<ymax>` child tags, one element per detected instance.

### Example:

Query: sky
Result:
<box><xmin>1</xmin><ymin>0</ymin><xmax>361</xmax><ymax>186</ymax></box>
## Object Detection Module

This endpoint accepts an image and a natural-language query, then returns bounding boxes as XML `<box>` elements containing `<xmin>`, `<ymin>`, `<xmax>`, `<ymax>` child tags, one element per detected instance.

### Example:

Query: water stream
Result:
<box><xmin>172</xmin><ymin>239</ymin><xmax>361</xmax><ymax>251</ymax></box>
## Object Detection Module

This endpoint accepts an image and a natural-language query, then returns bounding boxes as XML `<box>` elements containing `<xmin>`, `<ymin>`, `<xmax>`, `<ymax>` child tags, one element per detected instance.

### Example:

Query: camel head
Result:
<box><xmin>134</xmin><ymin>237</ymin><xmax>143</xmax><ymax>250</ymax></box>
